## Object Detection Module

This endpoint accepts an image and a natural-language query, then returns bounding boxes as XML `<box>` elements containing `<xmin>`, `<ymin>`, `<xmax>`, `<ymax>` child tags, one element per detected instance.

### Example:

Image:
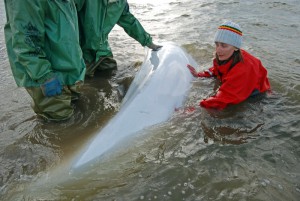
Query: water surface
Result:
<box><xmin>0</xmin><ymin>0</ymin><xmax>299</xmax><ymax>200</ymax></box>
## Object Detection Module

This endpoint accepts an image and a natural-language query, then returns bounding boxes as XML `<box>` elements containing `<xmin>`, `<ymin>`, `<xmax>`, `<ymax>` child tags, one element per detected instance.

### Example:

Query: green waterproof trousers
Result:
<box><xmin>26</xmin><ymin>85</ymin><xmax>81</xmax><ymax>121</ymax></box>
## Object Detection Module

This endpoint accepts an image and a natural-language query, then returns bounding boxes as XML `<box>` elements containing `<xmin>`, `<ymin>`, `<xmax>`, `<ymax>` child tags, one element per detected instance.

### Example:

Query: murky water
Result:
<box><xmin>1</xmin><ymin>0</ymin><xmax>300</xmax><ymax>200</ymax></box>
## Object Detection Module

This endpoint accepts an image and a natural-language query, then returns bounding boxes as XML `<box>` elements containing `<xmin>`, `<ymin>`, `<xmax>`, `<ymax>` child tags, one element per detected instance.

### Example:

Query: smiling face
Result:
<box><xmin>215</xmin><ymin>42</ymin><xmax>238</xmax><ymax>61</ymax></box>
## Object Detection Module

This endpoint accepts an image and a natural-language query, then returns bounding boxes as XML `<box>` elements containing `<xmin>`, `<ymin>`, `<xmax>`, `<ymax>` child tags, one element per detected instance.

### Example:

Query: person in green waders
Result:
<box><xmin>4</xmin><ymin>0</ymin><xmax>86</xmax><ymax>122</ymax></box>
<box><xmin>75</xmin><ymin>0</ymin><xmax>162</xmax><ymax>77</ymax></box>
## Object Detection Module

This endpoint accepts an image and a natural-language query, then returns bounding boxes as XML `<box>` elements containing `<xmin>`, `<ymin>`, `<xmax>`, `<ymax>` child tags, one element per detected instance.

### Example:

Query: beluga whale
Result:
<box><xmin>72</xmin><ymin>42</ymin><xmax>198</xmax><ymax>170</ymax></box>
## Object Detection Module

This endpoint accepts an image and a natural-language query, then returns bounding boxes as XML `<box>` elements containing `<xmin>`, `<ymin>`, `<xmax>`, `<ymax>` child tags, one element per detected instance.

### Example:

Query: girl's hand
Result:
<box><xmin>187</xmin><ymin>64</ymin><xmax>198</xmax><ymax>77</ymax></box>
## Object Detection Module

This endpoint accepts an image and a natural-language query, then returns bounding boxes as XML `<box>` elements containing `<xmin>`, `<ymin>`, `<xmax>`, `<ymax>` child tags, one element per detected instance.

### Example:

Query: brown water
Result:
<box><xmin>0</xmin><ymin>0</ymin><xmax>299</xmax><ymax>200</ymax></box>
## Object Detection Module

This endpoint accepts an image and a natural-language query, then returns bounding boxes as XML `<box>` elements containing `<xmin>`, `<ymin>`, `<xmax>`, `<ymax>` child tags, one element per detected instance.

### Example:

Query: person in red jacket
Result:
<box><xmin>187</xmin><ymin>21</ymin><xmax>270</xmax><ymax>110</ymax></box>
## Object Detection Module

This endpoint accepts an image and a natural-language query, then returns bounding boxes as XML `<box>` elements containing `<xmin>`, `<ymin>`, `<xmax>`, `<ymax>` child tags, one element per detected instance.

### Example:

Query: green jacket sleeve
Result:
<box><xmin>7</xmin><ymin>0</ymin><xmax>53</xmax><ymax>84</ymax></box>
<box><xmin>117</xmin><ymin>3</ymin><xmax>152</xmax><ymax>47</ymax></box>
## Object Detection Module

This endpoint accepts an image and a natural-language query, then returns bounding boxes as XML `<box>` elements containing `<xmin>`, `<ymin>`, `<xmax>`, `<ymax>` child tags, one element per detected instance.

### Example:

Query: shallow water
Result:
<box><xmin>0</xmin><ymin>0</ymin><xmax>299</xmax><ymax>200</ymax></box>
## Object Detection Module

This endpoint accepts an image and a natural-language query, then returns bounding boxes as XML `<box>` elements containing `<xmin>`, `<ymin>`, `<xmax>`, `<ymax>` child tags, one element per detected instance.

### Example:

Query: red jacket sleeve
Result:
<box><xmin>200</xmin><ymin>63</ymin><xmax>258</xmax><ymax>109</ymax></box>
<box><xmin>197</xmin><ymin>67</ymin><xmax>215</xmax><ymax>77</ymax></box>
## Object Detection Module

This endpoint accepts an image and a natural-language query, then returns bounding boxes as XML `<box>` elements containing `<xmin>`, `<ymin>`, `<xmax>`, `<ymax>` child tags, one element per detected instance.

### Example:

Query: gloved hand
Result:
<box><xmin>40</xmin><ymin>77</ymin><xmax>62</xmax><ymax>97</ymax></box>
<box><xmin>147</xmin><ymin>43</ymin><xmax>162</xmax><ymax>51</ymax></box>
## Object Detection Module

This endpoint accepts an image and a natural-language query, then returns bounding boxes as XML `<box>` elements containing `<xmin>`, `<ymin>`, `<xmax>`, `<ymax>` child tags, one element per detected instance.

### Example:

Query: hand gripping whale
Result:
<box><xmin>72</xmin><ymin>42</ymin><xmax>198</xmax><ymax>169</ymax></box>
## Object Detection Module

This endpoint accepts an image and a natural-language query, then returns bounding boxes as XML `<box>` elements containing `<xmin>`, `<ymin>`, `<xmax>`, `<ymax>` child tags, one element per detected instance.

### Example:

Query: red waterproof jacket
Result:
<box><xmin>200</xmin><ymin>50</ymin><xmax>270</xmax><ymax>109</ymax></box>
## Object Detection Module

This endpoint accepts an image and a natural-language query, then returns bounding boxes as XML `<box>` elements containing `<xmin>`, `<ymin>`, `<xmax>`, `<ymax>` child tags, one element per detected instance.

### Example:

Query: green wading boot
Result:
<box><xmin>85</xmin><ymin>57</ymin><xmax>118</xmax><ymax>77</ymax></box>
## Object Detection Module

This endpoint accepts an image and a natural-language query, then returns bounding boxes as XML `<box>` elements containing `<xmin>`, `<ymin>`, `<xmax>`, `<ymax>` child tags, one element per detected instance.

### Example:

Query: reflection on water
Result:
<box><xmin>1</xmin><ymin>0</ymin><xmax>300</xmax><ymax>200</ymax></box>
<box><xmin>200</xmin><ymin>95</ymin><xmax>268</xmax><ymax>145</ymax></box>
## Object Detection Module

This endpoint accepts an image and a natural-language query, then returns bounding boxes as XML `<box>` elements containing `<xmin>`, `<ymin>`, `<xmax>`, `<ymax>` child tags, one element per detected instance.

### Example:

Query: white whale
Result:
<box><xmin>72</xmin><ymin>42</ymin><xmax>198</xmax><ymax>169</ymax></box>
